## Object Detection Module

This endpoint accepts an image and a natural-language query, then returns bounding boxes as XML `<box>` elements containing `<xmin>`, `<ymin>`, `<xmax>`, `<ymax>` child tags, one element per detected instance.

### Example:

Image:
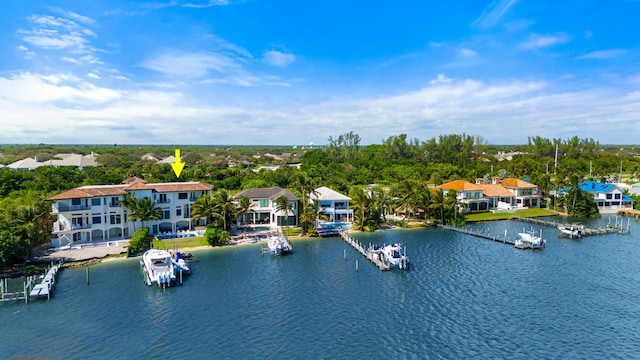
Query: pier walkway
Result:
<box><xmin>338</xmin><ymin>230</ymin><xmax>389</xmax><ymax>271</ymax></box>
<box><xmin>1</xmin><ymin>261</ymin><xmax>63</xmax><ymax>304</ymax></box>
<box><xmin>510</xmin><ymin>216</ymin><xmax>630</xmax><ymax>236</ymax></box>
<box><xmin>440</xmin><ymin>225</ymin><xmax>515</xmax><ymax>246</ymax></box>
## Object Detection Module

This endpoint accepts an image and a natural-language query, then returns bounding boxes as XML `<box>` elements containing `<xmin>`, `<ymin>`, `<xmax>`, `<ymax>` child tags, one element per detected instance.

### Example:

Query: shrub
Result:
<box><xmin>128</xmin><ymin>227</ymin><xmax>152</xmax><ymax>256</ymax></box>
<box><xmin>205</xmin><ymin>225</ymin><xmax>229</xmax><ymax>246</ymax></box>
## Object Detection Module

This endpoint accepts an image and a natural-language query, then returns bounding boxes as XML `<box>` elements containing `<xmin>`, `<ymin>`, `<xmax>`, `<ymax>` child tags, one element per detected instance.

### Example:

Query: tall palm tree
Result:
<box><xmin>349</xmin><ymin>187</ymin><xmax>370</xmax><ymax>231</ymax></box>
<box><xmin>236</xmin><ymin>195</ymin><xmax>253</xmax><ymax>238</ymax></box>
<box><xmin>294</xmin><ymin>171</ymin><xmax>318</xmax><ymax>235</ymax></box>
<box><xmin>300</xmin><ymin>199</ymin><xmax>320</xmax><ymax>236</ymax></box>
<box><xmin>429</xmin><ymin>189</ymin><xmax>446</xmax><ymax>225</ymax></box>
<box><xmin>212</xmin><ymin>189</ymin><xmax>236</xmax><ymax>232</ymax></box>
<box><xmin>274</xmin><ymin>194</ymin><xmax>294</xmax><ymax>230</ymax></box>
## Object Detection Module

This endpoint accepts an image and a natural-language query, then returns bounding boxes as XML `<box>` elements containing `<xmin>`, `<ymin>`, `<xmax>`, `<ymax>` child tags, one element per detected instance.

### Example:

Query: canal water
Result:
<box><xmin>2</xmin><ymin>214</ymin><xmax>639</xmax><ymax>359</ymax></box>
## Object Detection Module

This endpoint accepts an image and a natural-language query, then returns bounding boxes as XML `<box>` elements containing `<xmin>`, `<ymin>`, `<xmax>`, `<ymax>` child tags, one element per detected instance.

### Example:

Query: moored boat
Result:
<box><xmin>141</xmin><ymin>249</ymin><xmax>177</xmax><ymax>287</ymax></box>
<box><xmin>267</xmin><ymin>236</ymin><xmax>283</xmax><ymax>255</ymax></box>
<box><xmin>382</xmin><ymin>243</ymin><xmax>410</xmax><ymax>270</ymax></box>
<box><xmin>557</xmin><ymin>224</ymin><xmax>583</xmax><ymax>239</ymax></box>
<box><xmin>514</xmin><ymin>228</ymin><xmax>546</xmax><ymax>250</ymax></box>
<box><xmin>173</xmin><ymin>251</ymin><xmax>191</xmax><ymax>275</ymax></box>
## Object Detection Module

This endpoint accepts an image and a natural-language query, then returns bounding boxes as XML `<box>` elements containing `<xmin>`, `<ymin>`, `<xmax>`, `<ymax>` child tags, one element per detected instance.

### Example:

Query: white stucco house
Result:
<box><xmin>308</xmin><ymin>186</ymin><xmax>353</xmax><ymax>223</ymax></box>
<box><xmin>46</xmin><ymin>177</ymin><xmax>213</xmax><ymax>247</ymax></box>
<box><xmin>233</xmin><ymin>186</ymin><xmax>299</xmax><ymax>227</ymax></box>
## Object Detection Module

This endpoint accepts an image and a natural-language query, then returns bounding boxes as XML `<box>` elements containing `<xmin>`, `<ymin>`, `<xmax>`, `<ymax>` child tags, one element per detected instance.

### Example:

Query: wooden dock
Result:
<box><xmin>29</xmin><ymin>262</ymin><xmax>63</xmax><ymax>300</ymax></box>
<box><xmin>338</xmin><ymin>230</ymin><xmax>390</xmax><ymax>271</ymax></box>
<box><xmin>510</xmin><ymin>216</ymin><xmax>630</xmax><ymax>236</ymax></box>
<box><xmin>440</xmin><ymin>225</ymin><xmax>516</xmax><ymax>245</ymax></box>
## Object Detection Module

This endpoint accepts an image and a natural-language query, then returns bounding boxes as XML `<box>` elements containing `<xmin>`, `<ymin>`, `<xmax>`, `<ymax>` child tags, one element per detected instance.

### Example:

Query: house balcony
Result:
<box><xmin>51</xmin><ymin>204</ymin><xmax>91</xmax><ymax>214</ymax></box>
<box><xmin>157</xmin><ymin>199</ymin><xmax>171</xmax><ymax>204</ymax></box>
<box><xmin>53</xmin><ymin>221</ymin><xmax>92</xmax><ymax>233</ymax></box>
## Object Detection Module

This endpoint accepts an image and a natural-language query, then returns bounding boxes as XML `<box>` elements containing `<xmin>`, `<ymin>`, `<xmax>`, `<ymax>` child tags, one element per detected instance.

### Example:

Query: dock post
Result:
<box><xmin>356</xmin><ymin>260</ymin><xmax>359</xmax><ymax>272</ymax></box>
<box><xmin>24</xmin><ymin>280</ymin><xmax>28</xmax><ymax>304</ymax></box>
<box><xmin>344</xmin><ymin>249</ymin><xmax>346</xmax><ymax>262</ymax></box>
<box><xmin>86</xmin><ymin>267</ymin><xmax>90</xmax><ymax>285</ymax></box>
<box><xmin>180</xmin><ymin>269</ymin><xmax>183</xmax><ymax>285</ymax></box>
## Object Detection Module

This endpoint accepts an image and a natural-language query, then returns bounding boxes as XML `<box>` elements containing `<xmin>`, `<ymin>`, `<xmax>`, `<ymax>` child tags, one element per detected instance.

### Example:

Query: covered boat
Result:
<box><xmin>141</xmin><ymin>249</ymin><xmax>177</xmax><ymax>287</ymax></box>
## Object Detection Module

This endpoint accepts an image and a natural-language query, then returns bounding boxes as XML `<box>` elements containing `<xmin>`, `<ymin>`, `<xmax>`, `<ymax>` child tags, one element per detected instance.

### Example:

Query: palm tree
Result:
<box><xmin>133</xmin><ymin>197</ymin><xmax>163</xmax><ymax>230</ymax></box>
<box><xmin>349</xmin><ymin>187</ymin><xmax>370</xmax><ymax>231</ymax></box>
<box><xmin>429</xmin><ymin>189</ymin><xmax>446</xmax><ymax>224</ymax></box>
<box><xmin>191</xmin><ymin>193</ymin><xmax>217</xmax><ymax>225</ymax></box>
<box><xmin>300</xmin><ymin>199</ymin><xmax>320</xmax><ymax>236</ymax></box>
<box><xmin>120</xmin><ymin>194</ymin><xmax>139</xmax><ymax>231</ymax></box>
<box><xmin>236</xmin><ymin>195</ymin><xmax>253</xmax><ymax>227</ymax></box>
<box><xmin>274</xmin><ymin>194</ymin><xmax>294</xmax><ymax>233</ymax></box>
<box><xmin>212</xmin><ymin>189</ymin><xmax>236</xmax><ymax>232</ymax></box>
<box><xmin>294</xmin><ymin>171</ymin><xmax>318</xmax><ymax>235</ymax></box>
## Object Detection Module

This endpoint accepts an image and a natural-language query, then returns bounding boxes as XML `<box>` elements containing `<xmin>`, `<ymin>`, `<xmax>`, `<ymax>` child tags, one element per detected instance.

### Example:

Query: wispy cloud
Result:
<box><xmin>142</xmin><ymin>0</ymin><xmax>229</xmax><ymax>9</ymax></box>
<box><xmin>459</xmin><ymin>47</ymin><xmax>477</xmax><ymax>58</ymax></box>
<box><xmin>473</xmin><ymin>0</ymin><xmax>518</xmax><ymax>29</ymax></box>
<box><xmin>520</xmin><ymin>33</ymin><xmax>570</xmax><ymax>50</ymax></box>
<box><xmin>262</xmin><ymin>50</ymin><xmax>296</xmax><ymax>67</ymax></box>
<box><xmin>577</xmin><ymin>49</ymin><xmax>626</xmax><ymax>60</ymax></box>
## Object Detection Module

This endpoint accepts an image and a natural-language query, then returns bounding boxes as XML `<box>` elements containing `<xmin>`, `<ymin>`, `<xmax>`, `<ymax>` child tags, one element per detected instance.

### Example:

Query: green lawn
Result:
<box><xmin>152</xmin><ymin>236</ymin><xmax>209</xmax><ymax>250</ymax></box>
<box><xmin>465</xmin><ymin>208</ymin><xmax>557</xmax><ymax>222</ymax></box>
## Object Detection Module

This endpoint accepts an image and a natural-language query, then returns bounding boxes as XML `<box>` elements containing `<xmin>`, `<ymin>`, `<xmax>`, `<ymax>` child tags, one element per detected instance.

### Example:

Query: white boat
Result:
<box><xmin>382</xmin><ymin>243</ymin><xmax>410</xmax><ymax>270</ymax></box>
<box><xmin>267</xmin><ymin>236</ymin><xmax>283</xmax><ymax>255</ymax></box>
<box><xmin>141</xmin><ymin>249</ymin><xmax>177</xmax><ymax>287</ymax></box>
<box><xmin>514</xmin><ymin>229</ymin><xmax>546</xmax><ymax>250</ymax></box>
<box><xmin>557</xmin><ymin>224</ymin><xmax>583</xmax><ymax>239</ymax></box>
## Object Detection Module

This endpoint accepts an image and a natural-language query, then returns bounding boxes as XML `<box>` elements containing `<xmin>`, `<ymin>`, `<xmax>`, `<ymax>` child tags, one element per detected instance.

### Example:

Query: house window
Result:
<box><xmin>72</xmin><ymin>198</ymin><xmax>81</xmax><ymax>206</ymax></box>
<box><xmin>109</xmin><ymin>214</ymin><xmax>121</xmax><ymax>225</ymax></box>
<box><xmin>614</xmin><ymin>193</ymin><xmax>621</xmax><ymax>199</ymax></box>
<box><xmin>178</xmin><ymin>193</ymin><xmax>188</xmax><ymax>200</ymax></box>
<box><xmin>92</xmin><ymin>215</ymin><xmax>101</xmax><ymax>224</ymax></box>
<box><xmin>176</xmin><ymin>208</ymin><xmax>182</xmax><ymax>217</ymax></box>
<box><xmin>260</xmin><ymin>199</ymin><xmax>269</xmax><ymax>207</ymax></box>
<box><xmin>606</xmin><ymin>194</ymin><xmax>612</xmax><ymax>200</ymax></box>
<box><xmin>159</xmin><ymin>194</ymin><xmax>168</xmax><ymax>203</ymax></box>
<box><xmin>163</xmin><ymin>209</ymin><xmax>171</xmax><ymax>219</ymax></box>
<box><xmin>91</xmin><ymin>198</ymin><xmax>101</xmax><ymax>206</ymax></box>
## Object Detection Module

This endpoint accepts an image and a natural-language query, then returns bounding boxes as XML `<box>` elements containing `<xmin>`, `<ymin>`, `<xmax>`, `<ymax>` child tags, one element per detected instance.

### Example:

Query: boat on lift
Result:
<box><xmin>381</xmin><ymin>243</ymin><xmax>410</xmax><ymax>270</ymax></box>
<box><xmin>557</xmin><ymin>224</ymin><xmax>583</xmax><ymax>239</ymax></box>
<box><xmin>141</xmin><ymin>249</ymin><xmax>177</xmax><ymax>287</ymax></box>
<box><xmin>514</xmin><ymin>228</ymin><xmax>546</xmax><ymax>250</ymax></box>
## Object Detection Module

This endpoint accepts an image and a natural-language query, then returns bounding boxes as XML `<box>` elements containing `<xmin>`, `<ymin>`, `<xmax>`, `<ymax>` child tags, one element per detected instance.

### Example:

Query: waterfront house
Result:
<box><xmin>233</xmin><ymin>186</ymin><xmax>299</xmax><ymax>228</ymax></box>
<box><xmin>436</xmin><ymin>180</ymin><xmax>490</xmax><ymax>211</ymax></box>
<box><xmin>555</xmin><ymin>181</ymin><xmax>635</xmax><ymax>213</ymax></box>
<box><xmin>46</xmin><ymin>177</ymin><xmax>213</xmax><ymax>247</ymax></box>
<box><xmin>499</xmin><ymin>178</ymin><xmax>541</xmax><ymax>208</ymax></box>
<box><xmin>308</xmin><ymin>186</ymin><xmax>353</xmax><ymax>223</ymax></box>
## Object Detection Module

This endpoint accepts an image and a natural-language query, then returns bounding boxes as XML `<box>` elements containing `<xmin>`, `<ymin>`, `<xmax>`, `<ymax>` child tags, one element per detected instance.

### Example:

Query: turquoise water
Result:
<box><xmin>2</xmin><ymin>214</ymin><xmax>639</xmax><ymax>359</ymax></box>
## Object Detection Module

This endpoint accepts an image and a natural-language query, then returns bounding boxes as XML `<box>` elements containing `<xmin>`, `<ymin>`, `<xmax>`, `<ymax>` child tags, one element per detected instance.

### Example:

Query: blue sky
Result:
<box><xmin>1</xmin><ymin>0</ymin><xmax>639</xmax><ymax>145</ymax></box>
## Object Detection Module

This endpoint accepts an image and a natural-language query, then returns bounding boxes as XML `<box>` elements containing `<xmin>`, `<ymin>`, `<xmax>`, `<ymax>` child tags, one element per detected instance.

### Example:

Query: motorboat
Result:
<box><xmin>141</xmin><ymin>249</ymin><xmax>177</xmax><ymax>287</ymax></box>
<box><xmin>514</xmin><ymin>228</ymin><xmax>546</xmax><ymax>250</ymax></box>
<box><xmin>382</xmin><ymin>243</ymin><xmax>410</xmax><ymax>270</ymax></box>
<box><xmin>267</xmin><ymin>236</ymin><xmax>283</xmax><ymax>255</ymax></box>
<box><xmin>557</xmin><ymin>224</ymin><xmax>583</xmax><ymax>239</ymax></box>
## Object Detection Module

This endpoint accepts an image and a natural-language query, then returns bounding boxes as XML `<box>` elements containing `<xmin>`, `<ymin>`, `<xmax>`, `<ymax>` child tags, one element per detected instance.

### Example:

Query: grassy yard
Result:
<box><xmin>465</xmin><ymin>208</ymin><xmax>557</xmax><ymax>222</ymax></box>
<box><xmin>152</xmin><ymin>236</ymin><xmax>209</xmax><ymax>250</ymax></box>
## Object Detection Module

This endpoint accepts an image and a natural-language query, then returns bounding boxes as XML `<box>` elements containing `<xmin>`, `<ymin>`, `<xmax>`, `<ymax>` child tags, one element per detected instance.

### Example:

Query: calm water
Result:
<box><xmin>2</xmin><ymin>214</ymin><xmax>639</xmax><ymax>359</ymax></box>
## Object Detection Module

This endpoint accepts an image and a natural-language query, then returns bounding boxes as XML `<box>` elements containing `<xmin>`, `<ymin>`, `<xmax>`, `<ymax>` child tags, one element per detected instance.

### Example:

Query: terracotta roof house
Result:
<box><xmin>436</xmin><ymin>180</ymin><xmax>490</xmax><ymax>211</ymax></box>
<box><xmin>556</xmin><ymin>181</ymin><xmax>635</xmax><ymax>213</ymax></box>
<box><xmin>499</xmin><ymin>178</ymin><xmax>541</xmax><ymax>208</ymax></box>
<box><xmin>46</xmin><ymin>178</ymin><xmax>213</xmax><ymax>247</ymax></box>
<box><xmin>308</xmin><ymin>186</ymin><xmax>353</xmax><ymax>223</ymax></box>
<box><xmin>233</xmin><ymin>186</ymin><xmax>299</xmax><ymax>227</ymax></box>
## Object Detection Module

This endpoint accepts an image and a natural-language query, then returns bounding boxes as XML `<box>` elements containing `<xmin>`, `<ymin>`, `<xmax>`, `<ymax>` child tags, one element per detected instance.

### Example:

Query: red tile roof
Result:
<box><xmin>500</xmin><ymin>178</ymin><xmax>537</xmax><ymax>189</ymax></box>
<box><xmin>436</xmin><ymin>180</ymin><xmax>484</xmax><ymax>191</ymax></box>
<box><xmin>46</xmin><ymin>182</ymin><xmax>213</xmax><ymax>201</ymax></box>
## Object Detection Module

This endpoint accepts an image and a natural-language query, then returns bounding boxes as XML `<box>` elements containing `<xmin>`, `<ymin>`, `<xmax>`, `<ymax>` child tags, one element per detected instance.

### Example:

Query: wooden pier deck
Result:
<box><xmin>440</xmin><ymin>225</ymin><xmax>516</xmax><ymax>245</ymax></box>
<box><xmin>338</xmin><ymin>230</ymin><xmax>390</xmax><ymax>271</ymax></box>
<box><xmin>0</xmin><ymin>261</ymin><xmax>63</xmax><ymax>304</ymax></box>
<box><xmin>510</xmin><ymin>216</ymin><xmax>630</xmax><ymax>236</ymax></box>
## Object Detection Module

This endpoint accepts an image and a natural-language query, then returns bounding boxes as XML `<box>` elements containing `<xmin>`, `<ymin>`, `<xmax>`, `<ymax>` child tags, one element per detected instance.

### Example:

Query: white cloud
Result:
<box><xmin>262</xmin><ymin>50</ymin><xmax>296</xmax><ymax>67</ymax></box>
<box><xmin>142</xmin><ymin>52</ymin><xmax>242</xmax><ymax>78</ymax></box>
<box><xmin>88</xmin><ymin>73</ymin><xmax>100</xmax><ymax>79</ymax></box>
<box><xmin>520</xmin><ymin>33</ymin><xmax>570</xmax><ymax>50</ymax></box>
<box><xmin>1</xmin><ymin>71</ymin><xmax>639</xmax><ymax>145</ymax></box>
<box><xmin>459</xmin><ymin>48</ymin><xmax>477</xmax><ymax>58</ymax></box>
<box><xmin>473</xmin><ymin>0</ymin><xmax>518</xmax><ymax>29</ymax></box>
<box><xmin>577</xmin><ymin>49</ymin><xmax>626</xmax><ymax>60</ymax></box>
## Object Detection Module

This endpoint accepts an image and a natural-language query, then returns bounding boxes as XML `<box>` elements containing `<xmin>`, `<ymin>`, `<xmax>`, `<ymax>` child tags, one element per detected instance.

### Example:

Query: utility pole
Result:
<box><xmin>554</xmin><ymin>144</ymin><xmax>558</xmax><ymax>176</ymax></box>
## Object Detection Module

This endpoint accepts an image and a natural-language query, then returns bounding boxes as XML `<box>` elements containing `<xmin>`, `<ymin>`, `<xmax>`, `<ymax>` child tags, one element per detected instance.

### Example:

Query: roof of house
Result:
<box><xmin>7</xmin><ymin>157</ymin><xmax>43</xmax><ymax>170</ymax></box>
<box><xmin>46</xmin><ymin>181</ymin><xmax>213</xmax><ymax>201</ymax></box>
<box><xmin>556</xmin><ymin>181</ymin><xmax>635</xmax><ymax>202</ymax></box>
<box><xmin>141</xmin><ymin>153</ymin><xmax>162</xmax><ymax>161</ymax></box>
<box><xmin>234</xmin><ymin>186</ymin><xmax>299</xmax><ymax>201</ymax></box>
<box><xmin>156</xmin><ymin>156</ymin><xmax>175</xmax><ymax>164</ymax></box>
<box><xmin>500</xmin><ymin>178</ymin><xmax>537</xmax><ymax>189</ymax></box>
<box><xmin>43</xmin><ymin>153</ymin><xmax>97</xmax><ymax>167</ymax></box>
<box><xmin>478</xmin><ymin>184</ymin><xmax>515</xmax><ymax>198</ymax></box>
<box><xmin>309</xmin><ymin>186</ymin><xmax>351</xmax><ymax>201</ymax></box>
<box><xmin>436</xmin><ymin>180</ymin><xmax>484</xmax><ymax>192</ymax></box>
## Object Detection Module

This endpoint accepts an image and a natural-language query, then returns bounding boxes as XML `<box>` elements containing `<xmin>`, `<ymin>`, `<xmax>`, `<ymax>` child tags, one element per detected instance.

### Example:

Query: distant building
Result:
<box><xmin>555</xmin><ymin>181</ymin><xmax>635</xmax><ymax>213</ymax></box>
<box><xmin>7</xmin><ymin>153</ymin><xmax>98</xmax><ymax>170</ymax></box>
<box><xmin>436</xmin><ymin>177</ymin><xmax>541</xmax><ymax>211</ymax></box>
<box><xmin>233</xmin><ymin>187</ymin><xmax>299</xmax><ymax>227</ymax></box>
<box><xmin>7</xmin><ymin>157</ymin><xmax>43</xmax><ymax>170</ymax></box>
<box><xmin>495</xmin><ymin>151</ymin><xmax>527</xmax><ymax>161</ymax></box>
<box><xmin>46</xmin><ymin>177</ymin><xmax>213</xmax><ymax>247</ymax></box>
<box><xmin>141</xmin><ymin>153</ymin><xmax>162</xmax><ymax>162</ymax></box>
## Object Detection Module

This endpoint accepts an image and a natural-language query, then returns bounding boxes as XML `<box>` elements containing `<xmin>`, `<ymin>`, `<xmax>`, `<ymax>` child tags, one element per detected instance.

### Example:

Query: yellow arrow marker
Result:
<box><xmin>171</xmin><ymin>149</ymin><xmax>185</xmax><ymax>178</ymax></box>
